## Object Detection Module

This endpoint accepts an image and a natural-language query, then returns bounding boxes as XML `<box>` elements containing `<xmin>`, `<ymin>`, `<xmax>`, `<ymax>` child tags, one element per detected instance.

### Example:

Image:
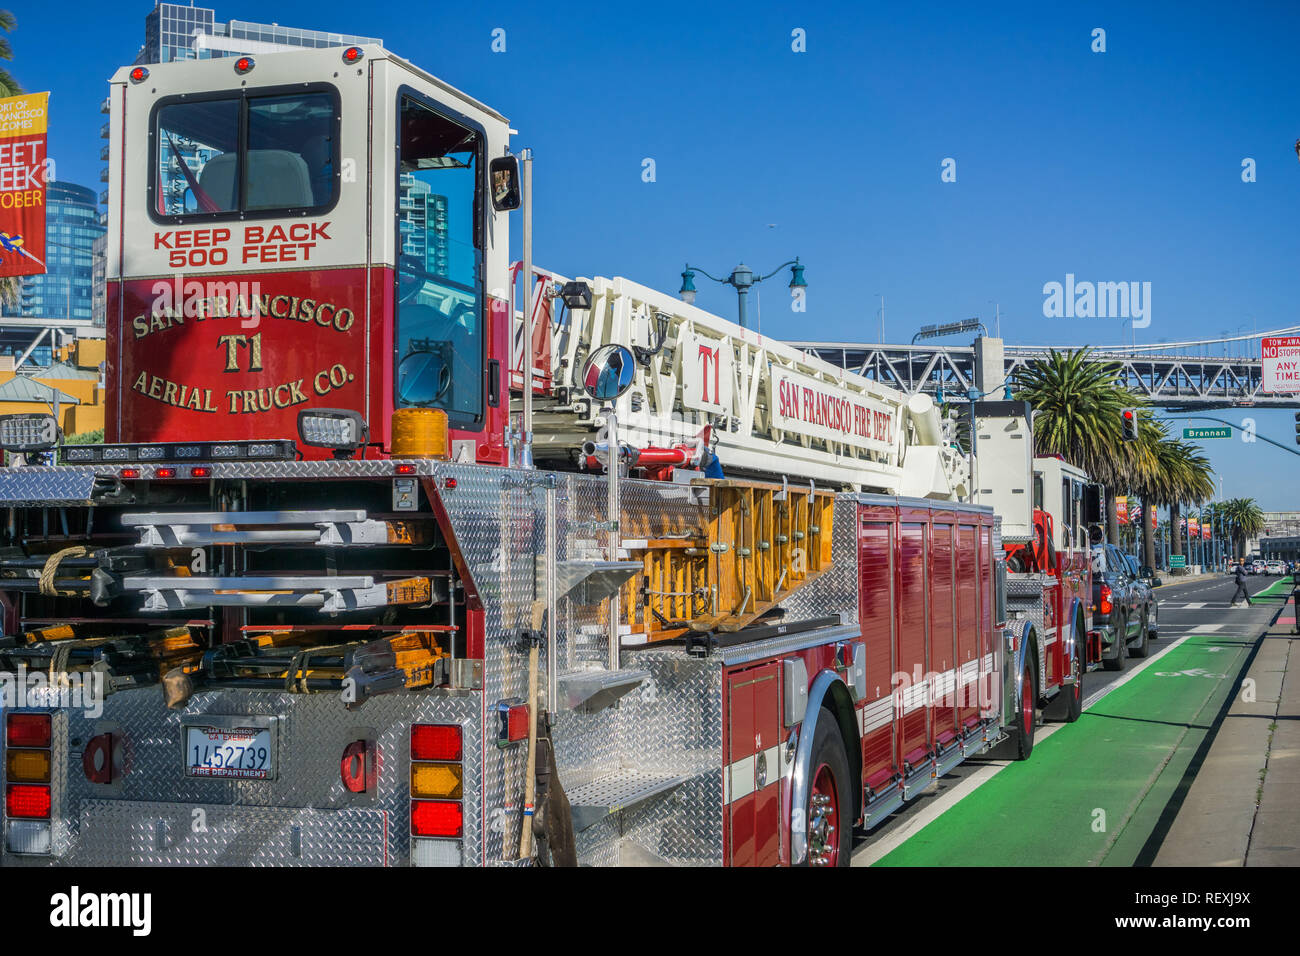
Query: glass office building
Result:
<box><xmin>19</xmin><ymin>182</ymin><xmax>106</xmax><ymax>322</ymax></box>
<box><xmin>139</xmin><ymin>4</ymin><xmax>379</xmax><ymax>65</ymax></box>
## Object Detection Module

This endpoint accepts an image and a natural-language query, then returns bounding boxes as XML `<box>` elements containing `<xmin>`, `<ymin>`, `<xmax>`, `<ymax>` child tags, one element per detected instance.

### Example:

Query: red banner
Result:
<box><xmin>1116</xmin><ymin>496</ymin><xmax>1129</xmax><ymax>525</ymax></box>
<box><xmin>0</xmin><ymin>92</ymin><xmax>49</xmax><ymax>279</ymax></box>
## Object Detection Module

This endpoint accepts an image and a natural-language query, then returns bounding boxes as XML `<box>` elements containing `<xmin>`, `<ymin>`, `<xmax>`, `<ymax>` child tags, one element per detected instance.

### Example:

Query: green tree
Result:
<box><xmin>1013</xmin><ymin>348</ymin><xmax>1147</xmax><ymax>544</ymax></box>
<box><xmin>0</xmin><ymin>11</ymin><xmax>24</xmax><ymax>312</ymax></box>
<box><xmin>1222</xmin><ymin>497</ymin><xmax>1265</xmax><ymax>560</ymax></box>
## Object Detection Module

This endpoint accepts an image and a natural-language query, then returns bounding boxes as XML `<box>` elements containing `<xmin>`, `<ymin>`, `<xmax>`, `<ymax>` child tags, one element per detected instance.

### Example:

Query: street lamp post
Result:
<box><xmin>679</xmin><ymin>259</ymin><xmax>806</xmax><ymax>329</ymax></box>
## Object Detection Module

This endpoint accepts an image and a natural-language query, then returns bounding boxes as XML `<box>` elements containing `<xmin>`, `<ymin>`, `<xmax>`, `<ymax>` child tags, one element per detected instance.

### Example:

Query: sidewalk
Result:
<box><xmin>1152</xmin><ymin>580</ymin><xmax>1298</xmax><ymax>866</ymax></box>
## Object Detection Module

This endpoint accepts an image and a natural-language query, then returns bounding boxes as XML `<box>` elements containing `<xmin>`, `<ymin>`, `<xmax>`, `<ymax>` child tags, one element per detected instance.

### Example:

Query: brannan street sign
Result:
<box><xmin>1183</xmin><ymin>426</ymin><xmax>1231</xmax><ymax>439</ymax></box>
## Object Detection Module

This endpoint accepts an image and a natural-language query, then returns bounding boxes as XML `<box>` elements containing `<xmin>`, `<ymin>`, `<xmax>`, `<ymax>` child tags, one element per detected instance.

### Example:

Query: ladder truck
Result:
<box><xmin>0</xmin><ymin>44</ymin><xmax>1096</xmax><ymax>867</ymax></box>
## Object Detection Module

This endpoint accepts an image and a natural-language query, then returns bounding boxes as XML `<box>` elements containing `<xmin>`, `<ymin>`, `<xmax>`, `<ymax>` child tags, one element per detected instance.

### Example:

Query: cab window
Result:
<box><xmin>392</xmin><ymin>94</ymin><xmax>483</xmax><ymax>424</ymax></box>
<box><xmin>153</xmin><ymin>89</ymin><xmax>337</xmax><ymax>219</ymax></box>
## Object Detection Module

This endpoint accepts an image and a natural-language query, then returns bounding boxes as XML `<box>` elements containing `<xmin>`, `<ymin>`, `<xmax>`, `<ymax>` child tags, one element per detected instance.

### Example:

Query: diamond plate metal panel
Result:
<box><xmin>4</xmin><ymin>688</ymin><xmax>481</xmax><ymax>867</ymax></box>
<box><xmin>0</xmin><ymin>467</ymin><xmax>98</xmax><ymax>505</ymax></box>
<box><xmin>75</xmin><ymin>800</ymin><xmax>389</xmax><ymax>866</ymax></box>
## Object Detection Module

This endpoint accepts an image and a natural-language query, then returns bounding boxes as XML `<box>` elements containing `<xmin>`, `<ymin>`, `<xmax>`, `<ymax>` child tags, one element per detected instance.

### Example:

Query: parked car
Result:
<box><xmin>1251</xmin><ymin>561</ymin><xmax>1266</xmax><ymax>575</ymax></box>
<box><xmin>1265</xmin><ymin>560</ymin><xmax>1286</xmax><ymax>576</ymax></box>
<box><xmin>1090</xmin><ymin>544</ymin><xmax>1147</xmax><ymax>671</ymax></box>
<box><xmin>1123</xmin><ymin>553</ymin><xmax>1160</xmax><ymax>642</ymax></box>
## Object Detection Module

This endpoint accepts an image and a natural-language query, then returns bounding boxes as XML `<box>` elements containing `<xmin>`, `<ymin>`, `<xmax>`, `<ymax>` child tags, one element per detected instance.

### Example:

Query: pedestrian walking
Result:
<box><xmin>1230</xmin><ymin>564</ymin><xmax>1252</xmax><ymax>607</ymax></box>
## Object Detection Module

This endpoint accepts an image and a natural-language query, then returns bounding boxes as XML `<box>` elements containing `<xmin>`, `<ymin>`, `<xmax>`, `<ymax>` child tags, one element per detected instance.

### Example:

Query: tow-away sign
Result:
<box><xmin>1262</xmin><ymin>336</ymin><xmax>1300</xmax><ymax>393</ymax></box>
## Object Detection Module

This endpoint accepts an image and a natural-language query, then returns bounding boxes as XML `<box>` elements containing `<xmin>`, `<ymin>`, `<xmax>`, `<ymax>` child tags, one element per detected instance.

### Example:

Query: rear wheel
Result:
<box><xmin>1130</xmin><ymin>608</ymin><xmax>1151</xmax><ymax>658</ymax></box>
<box><xmin>803</xmin><ymin>716</ymin><xmax>852</xmax><ymax>867</ymax></box>
<box><xmin>1014</xmin><ymin>653</ymin><xmax>1037</xmax><ymax>760</ymax></box>
<box><xmin>1102</xmin><ymin>617</ymin><xmax>1127</xmax><ymax>672</ymax></box>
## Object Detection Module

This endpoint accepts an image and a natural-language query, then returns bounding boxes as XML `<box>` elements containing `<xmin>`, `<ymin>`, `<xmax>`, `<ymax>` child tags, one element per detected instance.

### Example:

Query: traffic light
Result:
<box><xmin>1121</xmin><ymin>408</ymin><xmax>1138</xmax><ymax>442</ymax></box>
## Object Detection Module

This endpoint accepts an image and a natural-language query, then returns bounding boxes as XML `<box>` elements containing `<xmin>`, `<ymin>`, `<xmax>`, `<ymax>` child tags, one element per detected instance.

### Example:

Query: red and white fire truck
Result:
<box><xmin>0</xmin><ymin>45</ymin><xmax>1098</xmax><ymax>866</ymax></box>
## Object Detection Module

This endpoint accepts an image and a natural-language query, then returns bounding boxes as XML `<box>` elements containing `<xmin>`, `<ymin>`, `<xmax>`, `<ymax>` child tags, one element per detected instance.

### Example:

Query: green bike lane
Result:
<box><xmin>872</xmin><ymin>633</ymin><xmax>1255</xmax><ymax>866</ymax></box>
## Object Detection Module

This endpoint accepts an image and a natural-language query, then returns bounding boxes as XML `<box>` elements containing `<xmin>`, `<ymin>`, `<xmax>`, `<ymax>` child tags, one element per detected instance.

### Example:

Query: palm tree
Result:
<box><xmin>0</xmin><ymin>11</ymin><xmax>18</xmax><ymax>98</ymax></box>
<box><xmin>1222</xmin><ymin>497</ymin><xmax>1265</xmax><ymax>560</ymax></box>
<box><xmin>1013</xmin><ymin>348</ymin><xmax>1144</xmax><ymax>544</ymax></box>
<box><xmin>0</xmin><ymin>11</ymin><xmax>23</xmax><ymax>312</ymax></box>
<box><xmin>1133</xmin><ymin>418</ymin><xmax>1166</xmax><ymax>570</ymax></box>
<box><xmin>1159</xmin><ymin>439</ymin><xmax>1214</xmax><ymax>568</ymax></box>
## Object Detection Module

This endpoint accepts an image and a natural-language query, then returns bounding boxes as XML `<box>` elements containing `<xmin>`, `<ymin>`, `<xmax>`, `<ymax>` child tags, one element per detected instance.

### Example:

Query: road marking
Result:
<box><xmin>1082</xmin><ymin>636</ymin><xmax>1191</xmax><ymax>710</ymax></box>
<box><xmin>851</xmin><ymin>724</ymin><xmax>1066</xmax><ymax>867</ymax></box>
<box><xmin>1192</xmin><ymin>623</ymin><xmax>1222</xmax><ymax>632</ymax></box>
<box><xmin>854</xmin><ymin>635</ymin><xmax>1192</xmax><ymax>866</ymax></box>
<box><xmin>1182</xmin><ymin>602</ymin><xmax>1206</xmax><ymax>609</ymax></box>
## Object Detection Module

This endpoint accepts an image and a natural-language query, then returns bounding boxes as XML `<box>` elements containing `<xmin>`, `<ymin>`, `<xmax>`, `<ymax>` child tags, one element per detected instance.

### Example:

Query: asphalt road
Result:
<box><xmin>850</xmin><ymin>572</ymin><xmax>1289</xmax><ymax>864</ymax></box>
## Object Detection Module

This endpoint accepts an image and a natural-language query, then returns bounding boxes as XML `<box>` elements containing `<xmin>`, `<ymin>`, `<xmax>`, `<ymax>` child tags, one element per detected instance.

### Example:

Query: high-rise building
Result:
<box><xmin>138</xmin><ymin>3</ymin><xmax>379</xmax><ymax>65</ymax></box>
<box><xmin>19</xmin><ymin>182</ymin><xmax>106</xmax><ymax>322</ymax></box>
<box><xmin>399</xmin><ymin>174</ymin><xmax>451</xmax><ymax>280</ymax></box>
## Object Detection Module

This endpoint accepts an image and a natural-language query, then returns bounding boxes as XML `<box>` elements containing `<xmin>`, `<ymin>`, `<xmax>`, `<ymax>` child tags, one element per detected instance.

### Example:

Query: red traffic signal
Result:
<box><xmin>1121</xmin><ymin>408</ymin><xmax>1138</xmax><ymax>442</ymax></box>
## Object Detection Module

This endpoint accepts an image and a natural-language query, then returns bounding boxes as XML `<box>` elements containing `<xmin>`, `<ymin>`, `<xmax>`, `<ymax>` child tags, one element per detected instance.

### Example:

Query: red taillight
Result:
<box><xmin>444</xmin><ymin>477</ymin><xmax>457</xmax><ymax>489</ymax></box>
<box><xmin>190</xmin><ymin>466</ymin><xmax>212</xmax><ymax>478</ymax></box>
<box><xmin>156</xmin><ymin>467</ymin><xmax>176</xmax><ymax>478</ymax></box>
<box><xmin>6</xmin><ymin>713</ymin><xmax>51</xmax><ymax>749</ymax></box>
<box><xmin>129</xmin><ymin>66</ymin><xmax>149</xmax><ymax>83</ymax></box>
<box><xmin>411</xmin><ymin>800</ymin><xmax>462</xmax><ymax>837</ymax></box>
<box><xmin>121</xmin><ymin>467</ymin><xmax>140</xmax><ymax>479</ymax></box>
<box><xmin>411</xmin><ymin>724</ymin><xmax>462</xmax><ymax>762</ymax></box>
<box><xmin>1100</xmin><ymin>584</ymin><xmax>1112</xmax><ymax>616</ymax></box>
<box><xmin>395</xmin><ymin>463</ymin><xmax>417</xmax><ymax>476</ymax></box>
<box><xmin>341</xmin><ymin>740</ymin><xmax>369</xmax><ymax>794</ymax></box>
<box><xmin>6</xmin><ymin>784</ymin><xmax>50</xmax><ymax>819</ymax></box>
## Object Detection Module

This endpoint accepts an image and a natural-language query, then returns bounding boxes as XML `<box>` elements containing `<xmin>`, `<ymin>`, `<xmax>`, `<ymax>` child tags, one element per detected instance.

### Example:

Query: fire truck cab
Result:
<box><xmin>108</xmin><ymin>45</ymin><xmax>514</xmax><ymax>464</ymax></box>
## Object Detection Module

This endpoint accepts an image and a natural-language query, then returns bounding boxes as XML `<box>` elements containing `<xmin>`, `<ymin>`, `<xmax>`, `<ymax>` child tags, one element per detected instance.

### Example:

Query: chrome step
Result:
<box><xmin>557</xmin><ymin>668</ymin><xmax>649</xmax><ymax>713</ymax></box>
<box><xmin>567</xmin><ymin>769</ymin><xmax>688</xmax><ymax>832</ymax></box>
<box><xmin>544</xmin><ymin>558</ymin><xmax>642</xmax><ymax>605</ymax></box>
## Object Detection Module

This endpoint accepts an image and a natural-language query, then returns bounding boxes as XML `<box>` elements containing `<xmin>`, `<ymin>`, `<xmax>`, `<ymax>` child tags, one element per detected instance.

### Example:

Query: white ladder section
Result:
<box><xmin>120</xmin><ymin>510</ymin><xmax>408</xmax><ymax>548</ymax></box>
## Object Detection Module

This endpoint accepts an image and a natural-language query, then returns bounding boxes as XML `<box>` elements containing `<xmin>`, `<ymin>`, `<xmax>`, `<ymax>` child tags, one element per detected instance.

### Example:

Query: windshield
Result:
<box><xmin>393</xmin><ymin>95</ymin><xmax>482</xmax><ymax>424</ymax></box>
<box><xmin>154</xmin><ymin>90</ymin><xmax>336</xmax><ymax>218</ymax></box>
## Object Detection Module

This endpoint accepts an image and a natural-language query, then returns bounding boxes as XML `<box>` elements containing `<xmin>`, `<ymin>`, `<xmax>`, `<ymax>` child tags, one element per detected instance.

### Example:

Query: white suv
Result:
<box><xmin>1265</xmin><ymin>560</ymin><xmax>1286</xmax><ymax>576</ymax></box>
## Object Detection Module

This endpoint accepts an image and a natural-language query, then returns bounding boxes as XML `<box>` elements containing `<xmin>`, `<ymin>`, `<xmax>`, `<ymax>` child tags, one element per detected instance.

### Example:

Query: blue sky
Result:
<box><xmin>11</xmin><ymin>0</ymin><xmax>1300</xmax><ymax>508</ymax></box>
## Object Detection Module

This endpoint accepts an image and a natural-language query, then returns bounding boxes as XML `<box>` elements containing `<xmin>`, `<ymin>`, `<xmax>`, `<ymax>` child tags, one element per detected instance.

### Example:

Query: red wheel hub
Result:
<box><xmin>809</xmin><ymin>763</ymin><xmax>840</xmax><ymax>866</ymax></box>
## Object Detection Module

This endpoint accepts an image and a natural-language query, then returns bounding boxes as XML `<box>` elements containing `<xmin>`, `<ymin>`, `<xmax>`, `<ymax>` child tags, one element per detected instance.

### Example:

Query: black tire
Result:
<box><xmin>1102</xmin><ymin>616</ymin><xmax>1127</xmax><ymax>672</ymax></box>
<box><xmin>1014</xmin><ymin>652</ymin><xmax>1037</xmax><ymax>760</ymax></box>
<box><xmin>802</xmin><ymin>715</ymin><xmax>852</xmax><ymax>867</ymax></box>
<box><xmin>1130</xmin><ymin>608</ymin><xmax>1151</xmax><ymax>658</ymax></box>
<box><xmin>1147</xmin><ymin>602</ymin><xmax>1159</xmax><ymax>637</ymax></box>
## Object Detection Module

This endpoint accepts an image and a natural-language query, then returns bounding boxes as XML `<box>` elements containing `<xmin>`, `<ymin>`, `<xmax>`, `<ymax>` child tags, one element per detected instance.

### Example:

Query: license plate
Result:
<box><xmin>184</xmin><ymin>725</ymin><xmax>273</xmax><ymax>779</ymax></box>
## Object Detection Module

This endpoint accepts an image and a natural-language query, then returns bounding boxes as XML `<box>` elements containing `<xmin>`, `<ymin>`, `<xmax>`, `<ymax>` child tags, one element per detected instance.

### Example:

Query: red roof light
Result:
<box><xmin>129</xmin><ymin>66</ymin><xmax>149</xmax><ymax>83</ymax></box>
<box><xmin>235</xmin><ymin>56</ymin><xmax>255</xmax><ymax>75</ymax></box>
<box><xmin>342</xmin><ymin>47</ymin><xmax>364</xmax><ymax>64</ymax></box>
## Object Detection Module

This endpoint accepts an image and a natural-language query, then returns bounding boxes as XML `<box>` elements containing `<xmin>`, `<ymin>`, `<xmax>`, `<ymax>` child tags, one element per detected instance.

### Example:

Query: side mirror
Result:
<box><xmin>489</xmin><ymin>155</ymin><xmax>521</xmax><ymax>211</ymax></box>
<box><xmin>580</xmin><ymin>344</ymin><xmax>636</xmax><ymax>403</ymax></box>
<box><xmin>1139</xmin><ymin>565</ymin><xmax>1154</xmax><ymax>578</ymax></box>
<box><xmin>1083</xmin><ymin>483</ymin><xmax>1104</xmax><ymax>524</ymax></box>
